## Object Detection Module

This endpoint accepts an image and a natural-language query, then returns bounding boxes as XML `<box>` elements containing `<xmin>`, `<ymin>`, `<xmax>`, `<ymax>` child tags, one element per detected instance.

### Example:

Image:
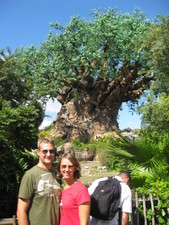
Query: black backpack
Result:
<box><xmin>90</xmin><ymin>177</ymin><xmax>121</xmax><ymax>220</ymax></box>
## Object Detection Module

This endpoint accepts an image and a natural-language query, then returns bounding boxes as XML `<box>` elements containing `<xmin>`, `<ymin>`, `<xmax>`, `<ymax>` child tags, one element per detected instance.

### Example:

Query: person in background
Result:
<box><xmin>57</xmin><ymin>152</ymin><xmax>91</xmax><ymax>225</ymax></box>
<box><xmin>17</xmin><ymin>137</ymin><xmax>61</xmax><ymax>225</ymax></box>
<box><xmin>88</xmin><ymin>171</ymin><xmax>132</xmax><ymax>225</ymax></box>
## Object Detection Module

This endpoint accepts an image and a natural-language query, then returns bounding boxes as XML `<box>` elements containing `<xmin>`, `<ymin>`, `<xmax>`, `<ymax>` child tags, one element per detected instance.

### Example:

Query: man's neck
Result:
<box><xmin>37</xmin><ymin>162</ymin><xmax>52</xmax><ymax>170</ymax></box>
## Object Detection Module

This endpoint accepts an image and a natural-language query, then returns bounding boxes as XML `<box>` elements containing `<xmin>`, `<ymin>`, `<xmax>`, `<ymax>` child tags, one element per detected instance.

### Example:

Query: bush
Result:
<box><xmin>136</xmin><ymin>179</ymin><xmax>169</xmax><ymax>224</ymax></box>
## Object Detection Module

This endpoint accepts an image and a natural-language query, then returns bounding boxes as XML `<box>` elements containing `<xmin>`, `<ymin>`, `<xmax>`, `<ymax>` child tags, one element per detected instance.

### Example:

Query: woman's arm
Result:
<box><xmin>79</xmin><ymin>202</ymin><xmax>90</xmax><ymax>225</ymax></box>
<box><xmin>17</xmin><ymin>198</ymin><xmax>30</xmax><ymax>225</ymax></box>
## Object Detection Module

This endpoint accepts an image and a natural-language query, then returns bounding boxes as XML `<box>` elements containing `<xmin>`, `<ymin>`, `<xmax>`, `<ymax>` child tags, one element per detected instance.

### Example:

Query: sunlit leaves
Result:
<box><xmin>142</xmin><ymin>14</ymin><xmax>169</xmax><ymax>94</ymax></box>
<box><xmin>22</xmin><ymin>8</ymin><xmax>152</xmax><ymax>98</ymax></box>
<box><xmin>140</xmin><ymin>92</ymin><xmax>169</xmax><ymax>132</ymax></box>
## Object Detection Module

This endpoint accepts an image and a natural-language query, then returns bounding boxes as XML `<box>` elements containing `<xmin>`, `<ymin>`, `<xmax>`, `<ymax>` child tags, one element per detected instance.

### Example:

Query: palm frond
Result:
<box><xmin>107</xmin><ymin>132</ymin><xmax>169</xmax><ymax>178</ymax></box>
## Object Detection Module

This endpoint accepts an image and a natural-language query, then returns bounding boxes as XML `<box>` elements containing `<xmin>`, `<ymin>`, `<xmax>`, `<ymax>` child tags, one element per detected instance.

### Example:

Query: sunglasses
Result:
<box><xmin>60</xmin><ymin>165</ymin><xmax>74</xmax><ymax>170</ymax></box>
<box><xmin>41</xmin><ymin>149</ymin><xmax>55</xmax><ymax>154</ymax></box>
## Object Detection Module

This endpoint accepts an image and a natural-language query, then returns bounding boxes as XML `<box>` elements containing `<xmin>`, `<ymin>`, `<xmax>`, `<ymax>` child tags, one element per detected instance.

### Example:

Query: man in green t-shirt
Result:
<box><xmin>17</xmin><ymin>137</ymin><xmax>61</xmax><ymax>225</ymax></box>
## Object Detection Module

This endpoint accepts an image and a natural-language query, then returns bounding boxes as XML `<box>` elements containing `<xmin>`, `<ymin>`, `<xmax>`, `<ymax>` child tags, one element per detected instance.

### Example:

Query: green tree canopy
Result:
<box><xmin>23</xmin><ymin>9</ymin><xmax>153</xmax><ymax>98</ymax></box>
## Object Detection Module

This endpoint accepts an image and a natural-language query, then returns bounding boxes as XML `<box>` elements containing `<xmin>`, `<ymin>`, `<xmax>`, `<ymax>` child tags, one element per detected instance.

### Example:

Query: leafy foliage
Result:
<box><xmin>0</xmin><ymin>140</ymin><xmax>38</xmax><ymax>217</ymax></box>
<box><xmin>139</xmin><ymin>92</ymin><xmax>169</xmax><ymax>132</ymax></box>
<box><xmin>107</xmin><ymin>131</ymin><xmax>169</xmax><ymax>182</ymax></box>
<box><xmin>72</xmin><ymin>139</ymin><xmax>97</xmax><ymax>152</ymax></box>
<box><xmin>0</xmin><ymin>50</ymin><xmax>44</xmax><ymax>217</ymax></box>
<box><xmin>21</xmin><ymin>9</ymin><xmax>153</xmax><ymax>100</ymax></box>
<box><xmin>0</xmin><ymin>48</ymin><xmax>35</xmax><ymax>106</ymax></box>
<box><xmin>0</xmin><ymin>99</ymin><xmax>44</xmax><ymax>149</ymax></box>
<box><xmin>142</xmin><ymin>14</ymin><xmax>169</xmax><ymax>94</ymax></box>
<box><xmin>136</xmin><ymin>179</ymin><xmax>169</xmax><ymax>224</ymax></box>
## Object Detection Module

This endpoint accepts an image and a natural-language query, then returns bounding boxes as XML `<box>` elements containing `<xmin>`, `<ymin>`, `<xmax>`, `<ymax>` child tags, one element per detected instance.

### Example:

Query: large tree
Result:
<box><xmin>23</xmin><ymin>9</ymin><xmax>155</xmax><ymax>141</ymax></box>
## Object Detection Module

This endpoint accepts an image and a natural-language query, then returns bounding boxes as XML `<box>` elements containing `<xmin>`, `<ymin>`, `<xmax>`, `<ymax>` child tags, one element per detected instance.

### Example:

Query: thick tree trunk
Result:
<box><xmin>50</xmin><ymin>76</ymin><xmax>124</xmax><ymax>142</ymax></box>
<box><xmin>51</xmin><ymin>99</ymin><xmax>120</xmax><ymax>141</ymax></box>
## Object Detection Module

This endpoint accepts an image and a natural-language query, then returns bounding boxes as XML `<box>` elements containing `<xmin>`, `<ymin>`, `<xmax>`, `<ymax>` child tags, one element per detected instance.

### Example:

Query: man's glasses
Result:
<box><xmin>60</xmin><ymin>165</ymin><xmax>74</xmax><ymax>170</ymax></box>
<box><xmin>41</xmin><ymin>149</ymin><xmax>55</xmax><ymax>154</ymax></box>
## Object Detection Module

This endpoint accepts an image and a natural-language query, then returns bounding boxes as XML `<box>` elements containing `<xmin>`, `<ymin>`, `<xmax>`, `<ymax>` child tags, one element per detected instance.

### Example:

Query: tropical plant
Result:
<box><xmin>107</xmin><ymin>131</ymin><xmax>169</xmax><ymax>183</ymax></box>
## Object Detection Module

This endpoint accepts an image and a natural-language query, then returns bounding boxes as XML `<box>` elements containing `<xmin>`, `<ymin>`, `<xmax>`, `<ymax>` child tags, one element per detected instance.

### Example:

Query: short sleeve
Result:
<box><xmin>121</xmin><ymin>184</ymin><xmax>132</xmax><ymax>213</ymax></box>
<box><xmin>18</xmin><ymin>172</ymin><xmax>34</xmax><ymax>200</ymax></box>
<box><xmin>76</xmin><ymin>184</ymin><xmax>90</xmax><ymax>206</ymax></box>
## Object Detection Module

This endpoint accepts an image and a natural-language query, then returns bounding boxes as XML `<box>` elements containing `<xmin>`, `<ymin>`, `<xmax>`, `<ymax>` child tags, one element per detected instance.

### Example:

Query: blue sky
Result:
<box><xmin>1</xmin><ymin>0</ymin><xmax>168</xmax><ymax>129</ymax></box>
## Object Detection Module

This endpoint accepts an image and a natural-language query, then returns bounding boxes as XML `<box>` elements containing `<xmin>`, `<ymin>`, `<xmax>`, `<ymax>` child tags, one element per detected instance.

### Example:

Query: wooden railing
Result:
<box><xmin>0</xmin><ymin>215</ymin><xmax>17</xmax><ymax>225</ymax></box>
<box><xmin>129</xmin><ymin>191</ymin><xmax>169</xmax><ymax>225</ymax></box>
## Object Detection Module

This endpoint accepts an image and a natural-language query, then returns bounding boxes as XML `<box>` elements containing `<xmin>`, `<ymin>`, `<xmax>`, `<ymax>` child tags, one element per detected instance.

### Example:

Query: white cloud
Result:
<box><xmin>46</xmin><ymin>98</ymin><xmax>61</xmax><ymax>113</ymax></box>
<box><xmin>39</xmin><ymin>120</ymin><xmax>53</xmax><ymax>130</ymax></box>
<box><xmin>39</xmin><ymin>98</ymin><xmax>61</xmax><ymax>129</ymax></box>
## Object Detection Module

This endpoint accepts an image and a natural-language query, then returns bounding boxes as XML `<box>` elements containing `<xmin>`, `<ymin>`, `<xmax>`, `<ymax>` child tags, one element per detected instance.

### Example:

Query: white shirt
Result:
<box><xmin>88</xmin><ymin>176</ymin><xmax>132</xmax><ymax>225</ymax></box>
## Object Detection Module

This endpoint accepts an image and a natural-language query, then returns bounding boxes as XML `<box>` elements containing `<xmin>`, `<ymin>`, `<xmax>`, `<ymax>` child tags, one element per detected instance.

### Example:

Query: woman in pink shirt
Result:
<box><xmin>57</xmin><ymin>152</ymin><xmax>90</xmax><ymax>225</ymax></box>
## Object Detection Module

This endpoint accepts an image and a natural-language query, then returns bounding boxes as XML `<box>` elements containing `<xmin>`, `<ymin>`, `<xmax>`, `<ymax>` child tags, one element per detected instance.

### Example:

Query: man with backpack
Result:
<box><xmin>88</xmin><ymin>171</ymin><xmax>132</xmax><ymax>225</ymax></box>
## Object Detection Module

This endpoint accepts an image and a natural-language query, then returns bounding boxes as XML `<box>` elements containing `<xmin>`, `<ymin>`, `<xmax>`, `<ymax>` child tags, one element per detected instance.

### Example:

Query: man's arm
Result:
<box><xmin>17</xmin><ymin>198</ymin><xmax>30</xmax><ymax>225</ymax></box>
<box><xmin>121</xmin><ymin>212</ymin><xmax>129</xmax><ymax>225</ymax></box>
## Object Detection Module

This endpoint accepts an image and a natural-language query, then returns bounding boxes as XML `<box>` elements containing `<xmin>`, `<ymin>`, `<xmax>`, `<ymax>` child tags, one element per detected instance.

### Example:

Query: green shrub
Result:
<box><xmin>72</xmin><ymin>139</ymin><xmax>97</xmax><ymax>152</ymax></box>
<box><xmin>136</xmin><ymin>179</ymin><xmax>169</xmax><ymax>224</ymax></box>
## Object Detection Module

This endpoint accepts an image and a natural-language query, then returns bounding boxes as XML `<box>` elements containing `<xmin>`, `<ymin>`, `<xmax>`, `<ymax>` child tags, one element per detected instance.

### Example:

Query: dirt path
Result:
<box><xmin>79</xmin><ymin>160</ymin><xmax>117</xmax><ymax>186</ymax></box>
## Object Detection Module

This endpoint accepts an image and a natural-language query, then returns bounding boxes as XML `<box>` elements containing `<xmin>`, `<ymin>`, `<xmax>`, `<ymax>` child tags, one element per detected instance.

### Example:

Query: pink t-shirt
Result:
<box><xmin>60</xmin><ymin>181</ymin><xmax>90</xmax><ymax>225</ymax></box>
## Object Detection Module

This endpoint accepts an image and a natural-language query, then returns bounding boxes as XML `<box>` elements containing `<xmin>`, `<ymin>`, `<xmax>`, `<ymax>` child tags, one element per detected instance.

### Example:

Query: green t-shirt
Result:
<box><xmin>18</xmin><ymin>165</ymin><xmax>61</xmax><ymax>225</ymax></box>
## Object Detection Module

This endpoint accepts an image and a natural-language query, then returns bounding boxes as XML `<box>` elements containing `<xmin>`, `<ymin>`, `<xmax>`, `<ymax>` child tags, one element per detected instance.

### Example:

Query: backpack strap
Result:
<box><xmin>118</xmin><ymin>207</ymin><xmax>122</xmax><ymax>225</ymax></box>
<box><xmin>112</xmin><ymin>176</ymin><xmax>122</xmax><ymax>225</ymax></box>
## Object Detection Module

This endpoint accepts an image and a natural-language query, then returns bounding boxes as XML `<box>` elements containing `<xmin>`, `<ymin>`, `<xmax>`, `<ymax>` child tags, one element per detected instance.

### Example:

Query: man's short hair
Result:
<box><xmin>118</xmin><ymin>171</ymin><xmax>131</xmax><ymax>183</ymax></box>
<box><xmin>37</xmin><ymin>137</ymin><xmax>55</xmax><ymax>149</ymax></box>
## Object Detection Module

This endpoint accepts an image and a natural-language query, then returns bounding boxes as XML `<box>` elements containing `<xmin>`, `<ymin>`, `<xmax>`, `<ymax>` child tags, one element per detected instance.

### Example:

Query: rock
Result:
<box><xmin>121</xmin><ymin>128</ymin><xmax>137</xmax><ymax>140</ymax></box>
<box><xmin>85</xmin><ymin>150</ymin><xmax>95</xmax><ymax>161</ymax></box>
<box><xmin>56</xmin><ymin>142</ymin><xmax>76</xmax><ymax>157</ymax></box>
<box><xmin>101</xmin><ymin>166</ymin><xmax>107</xmax><ymax>170</ymax></box>
<box><xmin>75</xmin><ymin>150</ymin><xmax>95</xmax><ymax>161</ymax></box>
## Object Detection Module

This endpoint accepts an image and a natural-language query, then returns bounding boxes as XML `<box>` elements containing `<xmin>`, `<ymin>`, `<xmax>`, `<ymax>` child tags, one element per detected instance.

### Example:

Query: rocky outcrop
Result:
<box><xmin>56</xmin><ymin>142</ymin><xmax>95</xmax><ymax>161</ymax></box>
<box><xmin>121</xmin><ymin>128</ymin><xmax>138</xmax><ymax>140</ymax></box>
